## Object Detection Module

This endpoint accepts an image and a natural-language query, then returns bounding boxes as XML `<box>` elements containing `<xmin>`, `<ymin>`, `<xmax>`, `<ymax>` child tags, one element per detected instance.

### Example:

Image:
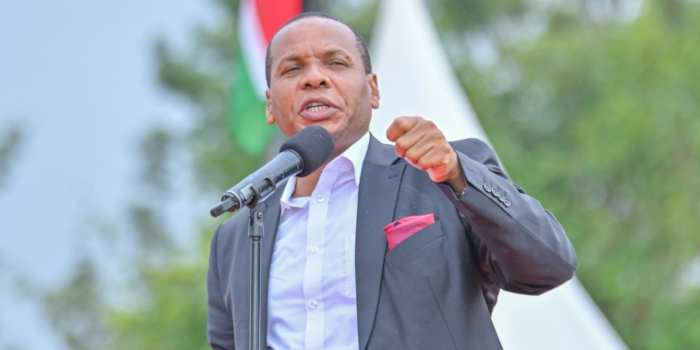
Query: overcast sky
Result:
<box><xmin>0</xmin><ymin>1</ymin><xmax>216</xmax><ymax>348</ymax></box>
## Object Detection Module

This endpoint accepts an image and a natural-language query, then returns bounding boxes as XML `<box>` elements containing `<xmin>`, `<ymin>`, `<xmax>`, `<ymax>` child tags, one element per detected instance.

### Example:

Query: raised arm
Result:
<box><xmin>385</xmin><ymin>116</ymin><xmax>575</xmax><ymax>295</ymax></box>
<box><xmin>443</xmin><ymin>138</ymin><xmax>576</xmax><ymax>294</ymax></box>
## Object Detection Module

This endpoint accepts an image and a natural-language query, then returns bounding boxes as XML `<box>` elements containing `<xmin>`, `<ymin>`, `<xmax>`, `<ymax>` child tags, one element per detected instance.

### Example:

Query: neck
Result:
<box><xmin>292</xmin><ymin>139</ymin><xmax>350</xmax><ymax>197</ymax></box>
<box><xmin>292</xmin><ymin>130</ymin><xmax>370</xmax><ymax>197</ymax></box>
<box><xmin>293</xmin><ymin>166</ymin><xmax>324</xmax><ymax>197</ymax></box>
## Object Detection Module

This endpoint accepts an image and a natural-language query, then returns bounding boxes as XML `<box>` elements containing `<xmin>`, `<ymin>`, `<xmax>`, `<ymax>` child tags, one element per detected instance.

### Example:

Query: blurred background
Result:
<box><xmin>1</xmin><ymin>0</ymin><xmax>698</xmax><ymax>349</ymax></box>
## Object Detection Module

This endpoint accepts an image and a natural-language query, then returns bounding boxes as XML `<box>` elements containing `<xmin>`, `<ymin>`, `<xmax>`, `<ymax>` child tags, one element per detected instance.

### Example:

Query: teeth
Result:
<box><xmin>306</xmin><ymin>103</ymin><xmax>328</xmax><ymax>111</ymax></box>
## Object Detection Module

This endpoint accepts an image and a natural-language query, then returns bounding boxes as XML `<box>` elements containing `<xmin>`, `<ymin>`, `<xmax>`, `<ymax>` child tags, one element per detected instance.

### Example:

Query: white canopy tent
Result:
<box><xmin>369</xmin><ymin>0</ymin><xmax>628</xmax><ymax>348</ymax></box>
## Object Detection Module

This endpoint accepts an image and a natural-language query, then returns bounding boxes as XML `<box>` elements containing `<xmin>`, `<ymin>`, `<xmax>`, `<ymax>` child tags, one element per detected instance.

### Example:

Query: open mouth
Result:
<box><xmin>305</xmin><ymin>102</ymin><xmax>332</xmax><ymax>112</ymax></box>
<box><xmin>299</xmin><ymin>100</ymin><xmax>338</xmax><ymax>121</ymax></box>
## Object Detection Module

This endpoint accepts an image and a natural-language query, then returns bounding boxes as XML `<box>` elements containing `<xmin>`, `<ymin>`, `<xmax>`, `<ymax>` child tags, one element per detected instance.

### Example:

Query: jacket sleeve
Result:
<box><xmin>441</xmin><ymin>138</ymin><xmax>577</xmax><ymax>295</ymax></box>
<box><xmin>207</xmin><ymin>225</ymin><xmax>235</xmax><ymax>350</ymax></box>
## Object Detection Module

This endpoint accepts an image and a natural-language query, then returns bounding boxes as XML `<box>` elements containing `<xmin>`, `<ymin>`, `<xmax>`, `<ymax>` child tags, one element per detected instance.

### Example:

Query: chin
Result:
<box><xmin>302</xmin><ymin>119</ymin><xmax>338</xmax><ymax>133</ymax></box>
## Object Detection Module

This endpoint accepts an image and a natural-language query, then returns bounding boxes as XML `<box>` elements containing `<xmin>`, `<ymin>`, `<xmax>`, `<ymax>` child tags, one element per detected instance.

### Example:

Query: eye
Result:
<box><xmin>329</xmin><ymin>60</ymin><xmax>347</xmax><ymax>67</ymax></box>
<box><xmin>283</xmin><ymin>65</ymin><xmax>301</xmax><ymax>75</ymax></box>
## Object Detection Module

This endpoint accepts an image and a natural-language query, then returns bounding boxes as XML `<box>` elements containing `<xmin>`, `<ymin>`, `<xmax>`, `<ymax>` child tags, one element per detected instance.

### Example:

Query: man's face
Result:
<box><xmin>266</xmin><ymin>17</ymin><xmax>379</xmax><ymax>154</ymax></box>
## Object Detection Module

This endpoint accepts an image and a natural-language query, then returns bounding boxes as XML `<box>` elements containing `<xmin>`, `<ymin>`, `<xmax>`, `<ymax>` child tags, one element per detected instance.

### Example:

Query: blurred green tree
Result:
<box><xmin>1</xmin><ymin>121</ymin><xmax>25</xmax><ymax>350</ymax></box>
<box><xmin>0</xmin><ymin>122</ymin><xmax>24</xmax><ymax>191</ymax></box>
<box><xmin>40</xmin><ymin>1</ymin><xmax>700</xmax><ymax>349</ymax></box>
<box><xmin>442</xmin><ymin>2</ymin><xmax>700</xmax><ymax>349</ymax></box>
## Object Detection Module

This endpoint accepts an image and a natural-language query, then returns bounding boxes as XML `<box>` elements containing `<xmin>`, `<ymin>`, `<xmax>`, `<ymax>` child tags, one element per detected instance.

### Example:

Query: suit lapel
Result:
<box><xmin>356</xmin><ymin>136</ymin><xmax>404</xmax><ymax>350</ymax></box>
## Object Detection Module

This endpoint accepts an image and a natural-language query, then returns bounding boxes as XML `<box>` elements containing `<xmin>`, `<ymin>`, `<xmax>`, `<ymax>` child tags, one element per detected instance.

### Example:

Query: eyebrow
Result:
<box><xmin>276</xmin><ymin>53</ymin><xmax>303</xmax><ymax>67</ymax></box>
<box><xmin>322</xmin><ymin>49</ymin><xmax>352</xmax><ymax>61</ymax></box>
<box><xmin>275</xmin><ymin>48</ymin><xmax>354</xmax><ymax>68</ymax></box>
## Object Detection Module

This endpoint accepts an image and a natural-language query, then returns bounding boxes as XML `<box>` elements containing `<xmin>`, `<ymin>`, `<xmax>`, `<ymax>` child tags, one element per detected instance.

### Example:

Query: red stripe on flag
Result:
<box><xmin>254</xmin><ymin>0</ymin><xmax>303</xmax><ymax>43</ymax></box>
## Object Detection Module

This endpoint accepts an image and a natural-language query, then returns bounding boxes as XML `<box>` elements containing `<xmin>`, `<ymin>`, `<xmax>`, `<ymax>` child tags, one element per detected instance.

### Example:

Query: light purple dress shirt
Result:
<box><xmin>266</xmin><ymin>132</ymin><xmax>370</xmax><ymax>350</ymax></box>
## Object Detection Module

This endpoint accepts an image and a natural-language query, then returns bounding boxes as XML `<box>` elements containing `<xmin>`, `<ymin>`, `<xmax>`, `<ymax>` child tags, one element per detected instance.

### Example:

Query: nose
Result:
<box><xmin>300</xmin><ymin>63</ymin><xmax>329</xmax><ymax>89</ymax></box>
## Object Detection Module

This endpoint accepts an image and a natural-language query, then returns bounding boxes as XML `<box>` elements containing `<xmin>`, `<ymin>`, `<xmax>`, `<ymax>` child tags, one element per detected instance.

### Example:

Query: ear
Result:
<box><xmin>368</xmin><ymin>74</ymin><xmax>380</xmax><ymax>109</ymax></box>
<box><xmin>265</xmin><ymin>90</ymin><xmax>275</xmax><ymax>125</ymax></box>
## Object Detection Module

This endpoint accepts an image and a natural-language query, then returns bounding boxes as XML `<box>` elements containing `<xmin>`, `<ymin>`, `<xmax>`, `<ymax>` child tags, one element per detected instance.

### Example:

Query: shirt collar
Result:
<box><xmin>341</xmin><ymin>131</ymin><xmax>370</xmax><ymax>187</ymax></box>
<box><xmin>279</xmin><ymin>131</ymin><xmax>370</xmax><ymax>211</ymax></box>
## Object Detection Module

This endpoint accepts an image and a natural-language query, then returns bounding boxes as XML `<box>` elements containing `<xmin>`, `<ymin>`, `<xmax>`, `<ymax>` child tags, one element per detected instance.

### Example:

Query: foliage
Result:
<box><xmin>0</xmin><ymin>121</ymin><xmax>24</xmax><ymax>191</ymax></box>
<box><xmin>0</xmin><ymin>121</ymin><xmax>24</xmax><ymax>348</ymax></box>
<box><xmin>40</xmin><ymin>1</ymin><xmax>700</xmax><ymax>349</ymax></box>
<box><xmin>38</xmin><ymin>0</ymin><xmax>259</xmax><ymax>348</ymax></box>
<box><xmin>442</xmin><ymin>2</ymin><xmax>700</xmax><ymax>349</ymax></box>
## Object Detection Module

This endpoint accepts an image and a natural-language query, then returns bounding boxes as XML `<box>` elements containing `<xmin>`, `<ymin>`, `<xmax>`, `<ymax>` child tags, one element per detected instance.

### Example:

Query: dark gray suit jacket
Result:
<box><xmin>207</xmin><ymin>136</ymin><xmax>576</xmax><ymax>350</ymax></box>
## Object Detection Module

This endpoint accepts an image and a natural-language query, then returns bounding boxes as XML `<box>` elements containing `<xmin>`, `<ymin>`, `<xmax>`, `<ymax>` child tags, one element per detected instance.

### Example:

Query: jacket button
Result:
<box><xmin>483</xmin><ymin>183</ymin><xmax>493</xmax><ymax>193</ymax></box>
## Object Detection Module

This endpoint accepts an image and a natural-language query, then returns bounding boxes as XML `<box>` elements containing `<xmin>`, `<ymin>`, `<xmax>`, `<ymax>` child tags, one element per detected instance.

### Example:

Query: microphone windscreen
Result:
<box><xmin>279</xmin><ymin>126</ymin><xmax>335</xmax><ymax>177</ymax></box>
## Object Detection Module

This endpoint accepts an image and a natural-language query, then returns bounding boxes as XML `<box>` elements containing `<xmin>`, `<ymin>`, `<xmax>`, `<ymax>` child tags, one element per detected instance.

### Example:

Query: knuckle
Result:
<box><xmin>417</xmin><ymin>156</ymin><xmax>432</xmax><ymax>168</ymax></box>
<box><xmin>395</xmin><ymin>138</ymin><xmax>408</xmax><ymax>149</ymax></box>
<box><xmin>396</xmin><ymin>117</ymin><xmax>411</xmax><ymax>129</ymax></box>
<box><xmin>431</xmin><ymin>130</ymin><xmax>444</xmax><ymax>143</ymax></box>
<box><xmin>433</xmin><ymin>134</ymin><xmax>447</xmax><ymax>148</ymax></box>
<box><xmin>400</xmin><ymin>116</ymin><xmax>421</xmax><ymax>130</ymax></box>
<box><xmin>433</xmin><ymin>127</ymin><xmax>444</xmax><ymax>137</ymax></box>
<box><xmin>440</xmin><ymin>143</ymin><xmax>452</xmax><ymax>153</ymax></box>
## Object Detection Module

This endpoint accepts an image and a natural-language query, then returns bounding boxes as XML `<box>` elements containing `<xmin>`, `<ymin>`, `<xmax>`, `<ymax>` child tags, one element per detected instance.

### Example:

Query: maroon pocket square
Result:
<box><xmin>383</xmin><ymin>213</ymin><xmax>436</xmax><ymax>252</ymax></box>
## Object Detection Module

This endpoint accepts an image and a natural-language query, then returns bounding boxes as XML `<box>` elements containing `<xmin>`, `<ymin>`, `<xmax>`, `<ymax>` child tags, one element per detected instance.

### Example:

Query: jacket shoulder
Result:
<box><xmin>449</xmin><ymin>138</ymin><xmax>499</xmax><ymax>165</ymax></box>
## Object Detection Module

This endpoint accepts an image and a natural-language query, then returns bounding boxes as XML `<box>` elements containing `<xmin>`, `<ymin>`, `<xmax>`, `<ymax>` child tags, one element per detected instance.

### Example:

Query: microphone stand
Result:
<box><xmin>248</xmin><ymin>203</ymin><xmax>264</xmax><ymax>350</ymax></box>
<box><xmin>215</xmin><ymin>184</ymin><xmax>270</xmax><ymax>350</ymax></box>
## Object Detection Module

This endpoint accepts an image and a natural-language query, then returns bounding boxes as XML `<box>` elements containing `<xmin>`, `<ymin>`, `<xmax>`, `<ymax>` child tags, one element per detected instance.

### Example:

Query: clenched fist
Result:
<box><xmin>386</xmin><ymin>116</ymin><xmax>467</xmax><ymax>192</ymax></box>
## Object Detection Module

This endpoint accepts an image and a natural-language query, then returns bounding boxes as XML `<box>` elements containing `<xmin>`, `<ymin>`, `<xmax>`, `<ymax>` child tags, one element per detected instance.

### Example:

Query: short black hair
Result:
<box><xmin>264</xmin><ymin>12</ymin><xmax>372</xmax><ymax>87</ymax></box>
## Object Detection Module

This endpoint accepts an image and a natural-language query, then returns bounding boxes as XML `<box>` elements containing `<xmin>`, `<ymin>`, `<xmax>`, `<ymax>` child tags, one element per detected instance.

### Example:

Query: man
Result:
<box><xmin>208</xmin><ymin>13</ymin><xmax>576</xmax><ymax>350</ymax></box>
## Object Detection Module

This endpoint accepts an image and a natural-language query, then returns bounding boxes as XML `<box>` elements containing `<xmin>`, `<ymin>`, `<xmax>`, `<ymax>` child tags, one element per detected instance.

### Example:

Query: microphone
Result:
<box><xmin>209</xmin><ymin>125</ymin><xmax>334</xmax><ymax>217</ymax></box>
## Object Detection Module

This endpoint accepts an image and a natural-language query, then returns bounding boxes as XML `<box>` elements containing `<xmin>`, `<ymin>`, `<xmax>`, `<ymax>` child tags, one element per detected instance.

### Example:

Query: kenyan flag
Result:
<box><xmin>231</xmin><ymin>0</ymin><xmax>306</xmax><ymax>156</ymax></box>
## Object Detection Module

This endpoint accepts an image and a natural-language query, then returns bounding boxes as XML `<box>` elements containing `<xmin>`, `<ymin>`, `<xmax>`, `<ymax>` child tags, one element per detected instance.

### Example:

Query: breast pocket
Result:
<box><xmin>385</xmin><ymin>217</ymin><xmax>445</xmax><ymax>266</ymax></box>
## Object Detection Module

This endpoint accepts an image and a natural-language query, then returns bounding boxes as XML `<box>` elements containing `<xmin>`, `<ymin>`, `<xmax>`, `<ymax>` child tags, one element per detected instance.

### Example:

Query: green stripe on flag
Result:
<box><xmin>230</xmin><ymin>52</ymin><xmax>271</xmax><ymax>156</ymax></box>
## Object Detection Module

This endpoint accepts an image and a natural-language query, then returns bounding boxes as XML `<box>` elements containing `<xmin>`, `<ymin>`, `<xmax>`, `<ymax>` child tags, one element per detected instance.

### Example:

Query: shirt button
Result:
<box><xmin>316</xmin><ymin>196</ymin><xmax>327</xmax><ymax>203</ymax></box>
<box><xmin>308</xmin><ymin>245</ymin><xmax>320</xmax><ymax>254</ymax></box>
<box><xmin>308</xmin><ymin>300</ymin><xmax>320</xmax><ymax>309</ymax></box>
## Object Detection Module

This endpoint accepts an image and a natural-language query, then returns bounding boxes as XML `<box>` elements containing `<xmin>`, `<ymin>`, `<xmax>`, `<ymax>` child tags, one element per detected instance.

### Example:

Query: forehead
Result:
<box><xmin>268</xmin><ymin>17</ymin><xmax>359</xmax><ymax>62</ymax></box>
